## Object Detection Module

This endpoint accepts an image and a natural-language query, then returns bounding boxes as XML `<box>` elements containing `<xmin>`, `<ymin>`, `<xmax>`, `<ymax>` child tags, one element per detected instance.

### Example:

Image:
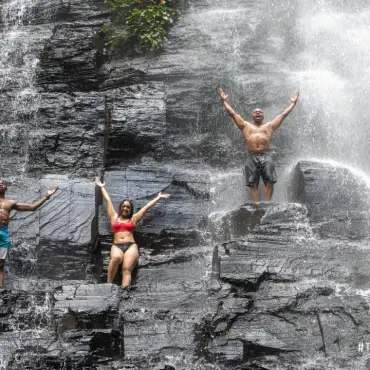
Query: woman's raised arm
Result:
<box><xmin>132</xmin><ymin>192</ymin><xmax>170</xmax><ymax>224</ymax></box>
<box><xmin>96</xmin><ymin>180</ymin><xmax>117</xmax><ymax>222</ymax></box>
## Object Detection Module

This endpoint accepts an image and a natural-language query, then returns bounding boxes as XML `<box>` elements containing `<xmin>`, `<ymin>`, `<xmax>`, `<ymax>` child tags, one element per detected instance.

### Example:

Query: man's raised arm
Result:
<box><xmin>13</xmin><ymin>187</ymin><xmax>59</xmax><ymax>211</ymax></box>
<box><xmin>217</xmin><ymin>88</ymin><xmax>246</xmax><ymax>130</ymax></box>
<box><xmin>270</xmin><ymin>91</ymin><xmax>300</xmax><ymax>131</ymax></box>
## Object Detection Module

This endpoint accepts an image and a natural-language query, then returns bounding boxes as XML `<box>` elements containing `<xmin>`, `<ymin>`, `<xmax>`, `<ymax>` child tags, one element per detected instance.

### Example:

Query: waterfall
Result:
<box><xmin>184</xmin><ymin>0</ymin><xmax>370</xmax><ymax>200</ymax></box>
<box><xmin>0</xmin><ymin>1</ymin><xmax>52</xmax><ymax>365</ymax></box>
<box><xmin>0</xmin><ymin>291</ymin><xmax>53</xmax><ymax>370</ymax></box>
<box><xmin>283</xmin><ymin>0</ymin><xmax>370</xmax><ymax>172</ymax></box>
<box><xmin>0</xmin><ymin>0</ymin><xmax>51</xmax><ymax>177</ymax></box>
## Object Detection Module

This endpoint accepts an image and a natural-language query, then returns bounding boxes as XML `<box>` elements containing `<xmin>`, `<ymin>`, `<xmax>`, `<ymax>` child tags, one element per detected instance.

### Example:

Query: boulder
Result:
<box><xmin>289</xmin><ymin>160</ymin><xmax>370</xmax><ymax>239</ymax></box>
<box><xmin>207</xmin><ymin>201</ymin><xmax>370</xmax><ymax>369</ymax></box>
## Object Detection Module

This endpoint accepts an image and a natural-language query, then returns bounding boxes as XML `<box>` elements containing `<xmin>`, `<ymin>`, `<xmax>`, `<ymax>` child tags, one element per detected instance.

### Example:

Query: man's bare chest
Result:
<box><xmin>245</xmin><ymin>125</ymin><xmax>272</xmax><ymax>138</ymax></box>
<box><xmin>0</xmin><ymin>199</ymin><xmax>14</xmax><ymax>212</ymax></box>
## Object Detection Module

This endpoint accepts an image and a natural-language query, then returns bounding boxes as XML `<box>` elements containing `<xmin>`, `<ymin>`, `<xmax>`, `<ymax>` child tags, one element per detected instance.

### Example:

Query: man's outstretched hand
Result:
<box><xmin>291</xmin><ymin>91</ymin><xmax>300</xmax><ymax>105</ymax></box>
<box><xmin>217</xmin><ymin>88</ymin><xmax>228</xmax><ymax>102</ymax></box>
<box><xmin>46</xmin><ymin>186</ymin><xmax>59</xmax><ymax>199</ymax></box>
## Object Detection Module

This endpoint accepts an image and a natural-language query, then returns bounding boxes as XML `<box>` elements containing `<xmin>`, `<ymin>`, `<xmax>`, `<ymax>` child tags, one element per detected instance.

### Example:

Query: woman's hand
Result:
<box><xmin>95</xmin><ymin>179</ymin><xmax>105</xmax><ymax>188</ymax></box>
<box><xmin>158</xmin><ymin>192</ymin><xmax>170</xmax><ymax>199</ymax></box>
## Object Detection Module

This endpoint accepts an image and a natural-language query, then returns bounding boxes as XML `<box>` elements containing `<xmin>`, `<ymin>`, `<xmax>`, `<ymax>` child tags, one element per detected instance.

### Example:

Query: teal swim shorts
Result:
<box><xmin>0</xmin><ymin>226</ymin><xmax>10</xmax><ymax>260</ymax></box>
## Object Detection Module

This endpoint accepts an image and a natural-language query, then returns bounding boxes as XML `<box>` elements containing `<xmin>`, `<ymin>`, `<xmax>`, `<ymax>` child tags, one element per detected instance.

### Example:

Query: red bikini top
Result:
<box><xmin>111</xmin><ymin>218</ymin><xmax>135</xmax><ymax>234</ymax></box>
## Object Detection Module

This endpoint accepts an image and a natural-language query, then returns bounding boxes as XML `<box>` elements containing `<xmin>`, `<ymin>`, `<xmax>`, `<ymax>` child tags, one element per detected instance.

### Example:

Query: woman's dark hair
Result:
<box><xmin>118</xmin><ymin>199</ymin><xmax>134</xmax><ymax>219</ymax></box>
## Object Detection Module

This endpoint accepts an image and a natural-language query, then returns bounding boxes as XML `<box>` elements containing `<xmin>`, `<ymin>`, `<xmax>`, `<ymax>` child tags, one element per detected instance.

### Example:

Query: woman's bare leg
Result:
<box><xmin>108</xmin><ymin>246</ymin><xmax>124</xmax><ymax>283</ymax></box>
<box><xmin>122</xmin><ymin>245</ymin><xmax>139</xmax><ymax>286</ymax></box>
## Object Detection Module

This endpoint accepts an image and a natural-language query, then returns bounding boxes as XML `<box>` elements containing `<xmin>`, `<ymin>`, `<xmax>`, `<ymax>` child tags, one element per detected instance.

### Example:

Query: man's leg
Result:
<box><xmin>0</xmin><ymin>261</ymin><xmax>4</xmax><ymax>286</ymax></box>
<box><xmin>251</xmin><ymin>184</ymin><xmax>260</xmax><ymax>203</ymax></box>
<box><xmin>264</xmin><ymin>182</ymin><xmax>274</xmax><ymax>201</ymax></box>
<box><xmin>245</xmin><ymin>156</ymin><xmax>259</xmax><ymax>203</ymax></box>
<box><xmin>0</xmin><ymin>231</ymin><xmax>9</xmax><ymax>286</ymax></box>
<box><xmin>261</xmin><ymin>155</ymin><xmax>277</xmax><ymax>201</ymax></box>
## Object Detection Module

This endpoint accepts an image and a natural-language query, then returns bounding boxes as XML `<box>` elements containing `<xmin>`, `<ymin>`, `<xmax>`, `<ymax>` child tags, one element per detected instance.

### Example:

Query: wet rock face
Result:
<box><xmin>105</xmin><ymin>83</ymin><xmax>167</xmax><ymax>167</ymax></box>
<box><xmin>3</xmin><ymin>176</ymin><xmax>370</xmax><ymax>370</ymax></box>
<box><xmin>1</xmin><ymin>0</ymin><xmax>370</xmax><ymax>369</ymax></box>
<box><xmin>28</xmin><ymin>92</ymin><xmax>106</xmax><ymax>177</ymax></box>
<box><xmin>207</xmin><ymin>203</ymin><xmax>370</xmax><ymax>370</ymax></box>
<box><xmin>289</xmin><ymin>160</ymin><xmax>370</xmax><ymax>239</ymax></box>
<box><xmin>96</xmin><ymin>165</ymin><xmax>211</xmax><ymax>283</ymax></box>
<box><xmin>214</xmin><ymin>201</ymin><xmax>311</xmax><ymax>242</ymax></box>
<box><xmin>5</xmin><ymin>176</ymin><xmax>96</xmax><ymax>284</ymax></box>
<box><xmin>0</xmin><ymin>284</ymin><xmax>122</xmax><ymax>370</ymax></box>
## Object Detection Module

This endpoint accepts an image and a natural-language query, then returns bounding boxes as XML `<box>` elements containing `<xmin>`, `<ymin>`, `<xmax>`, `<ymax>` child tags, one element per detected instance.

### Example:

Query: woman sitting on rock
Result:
<box><xmin>96</xmin><ymin>179</ymin><xmax>170</xmax><ymax>286</ymax></box>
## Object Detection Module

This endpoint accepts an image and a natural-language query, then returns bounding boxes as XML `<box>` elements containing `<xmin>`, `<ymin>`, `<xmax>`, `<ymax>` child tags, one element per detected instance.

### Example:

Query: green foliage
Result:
<box><xmin>103</xmin><ymin>0</ymin><xmax>181</xmax><ymax>52</ymax></box>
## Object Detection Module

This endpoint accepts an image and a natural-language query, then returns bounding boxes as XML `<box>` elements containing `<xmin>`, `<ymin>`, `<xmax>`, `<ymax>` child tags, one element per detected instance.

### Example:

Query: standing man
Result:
<box><xmin>0</xmin><ymin>180</ymin><xmax>58</xmax><ymax>286</ymax></box>
<box><xmin>218</xmin><ymin>88</ymin><xmax>299</xmax><ymax>203</ymax></box>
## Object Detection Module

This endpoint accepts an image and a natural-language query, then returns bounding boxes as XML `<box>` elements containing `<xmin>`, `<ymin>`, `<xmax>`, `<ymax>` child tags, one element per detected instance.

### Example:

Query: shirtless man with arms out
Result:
<box><xmin>218</xmin><ymin>88</ymin><xmax>299</xmax><ymax>203</ymax></box>
<box><xmin>0</xmin><ymin>180</ymin><xmax>58</xmax><ymax>285</ymax></box>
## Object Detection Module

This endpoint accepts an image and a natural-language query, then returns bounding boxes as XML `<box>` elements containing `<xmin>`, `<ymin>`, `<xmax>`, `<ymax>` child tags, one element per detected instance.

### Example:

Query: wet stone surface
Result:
<box><xmin>0</xmin><ymin>0</ymin><xmax>370</xmax><ymax>368</ymax></box>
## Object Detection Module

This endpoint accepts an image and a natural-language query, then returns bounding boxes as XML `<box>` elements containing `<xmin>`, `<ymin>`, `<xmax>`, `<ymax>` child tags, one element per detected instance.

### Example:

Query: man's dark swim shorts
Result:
<box><xmin>245</xmin><ymin>154</ymin><xmax>277</xmax><ymax>187</ymax></box>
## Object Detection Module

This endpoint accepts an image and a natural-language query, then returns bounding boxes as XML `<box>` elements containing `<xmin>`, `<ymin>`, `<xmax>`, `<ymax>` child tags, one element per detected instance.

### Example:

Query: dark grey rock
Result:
<box><xmin>36</xmin><ymin>24</ymin><xmax>106</xmax><ymax>92</ymax></box>
<box><xmin>37</xmin><ymin>176</ymin><xmax>95</xmax><ymax>280</ymax></box>
<box><xmin>98</xmin><ymin>165</ymin><xmax>210</xmax><ymax>242</ymax></box>
<box><xmin>105</xmin><ymin>83</ymin><xmax>166</xmax><ymax>166</ymax></box>
<box><xmin>205</xmin><ymin>201</ymin><xmax>370</xmax><ymax>369</ymax></box>
<box><xmin>53</xmin><ymin>284</ymin><xmax>120</xmax><ymax>333</ymax></box>
<box><xmin>2</xmin><ymin>176</ymin><xmax>96</xmax><ymax>284</ymax></box>
<box><xmin>0</xmin><ymin>284</ymin><xmax>122</xmax><ymax>369</ymax></box>
<box><xmin>95</xmin><ymin>164</ymin><xmax>211</xmax><ymax>285</ymax></box>
<box><xmin>289</xmin><ymin>160</ymin><xmax>370</xmax><ymax>239</ymax></box>
<box><xmin>213</xmin><ymin>201</ymin><xmax>311</xmax><ymax>242</ymax></box>
<box><xmin>28</xmin><ymin>92</ymin><xmax>106</xmax><ymax>177</ymax></box>
<box><xmin>1</xmin><ymin>0</ymin><xmax>370</xmax><ymax>369</ymax></box>
<box><xmin>4</xmin><ymin>329</ymin><xmax>121</xmax><ymax>369</ymax></box>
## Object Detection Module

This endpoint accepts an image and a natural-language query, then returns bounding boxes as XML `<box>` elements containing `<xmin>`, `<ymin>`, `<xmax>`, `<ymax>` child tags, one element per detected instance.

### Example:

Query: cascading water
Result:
<box><xmin>0</xmin><ymin>0</ymin><xmax>51</xmax><ymax>177</ymax></box>
<box><xmin>186</xmin><ymin>0</ymin><xmax>370</xmax><ymax>202</ymax></box>
<box><xmin>278</xmin><ymin>0</ymin><xmax>370</xmax><ymax>172</ymax></box>
<box><xmin>187</xmin><ymin>2</ymin><xmax>370</xmax><ymax>368</ymax></box>
<box><xmin>0</xmin><ymin>2</ymin><xmax>55</xmax><ymax>369</ymax></box>
<box><xmin>0</xmin><ymin>291</ymin><xmax>53</xmax><ymax>370</ymax></box>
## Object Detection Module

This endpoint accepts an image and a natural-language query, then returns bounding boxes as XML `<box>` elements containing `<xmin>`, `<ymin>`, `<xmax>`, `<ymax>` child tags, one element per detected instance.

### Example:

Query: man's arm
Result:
<box><xmin>13</xmin><ymin>187</ymin><xmax>58</xmax><ymax>211</ymax></box>
<box><xmin>217</xmin><ymin>88</ymin><xmax>246</xmax><ymax>131</ymax></box>
<box><xmin>270</xmin><ymin>91</ymin><xmax>300</xmax><ymax>131</ymax></box>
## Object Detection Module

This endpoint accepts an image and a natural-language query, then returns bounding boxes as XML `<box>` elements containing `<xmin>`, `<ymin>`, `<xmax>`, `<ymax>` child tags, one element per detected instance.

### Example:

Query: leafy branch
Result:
<box><xmin>103</xmin><ymin>0</ymin><xmax>181</xmax><ymax>52</ymax></box>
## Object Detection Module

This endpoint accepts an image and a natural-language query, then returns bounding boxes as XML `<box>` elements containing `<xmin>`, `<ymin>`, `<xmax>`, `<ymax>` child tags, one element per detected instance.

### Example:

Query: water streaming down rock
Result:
<box><xmin>284</xmin><ymin>0</ymin><xmax>370</xmax><ymax>173</ymax></box>
<box><xmin>0</xmin><ymin>0</ymin><xmax>370</xmax><ymax>369</ymax></box>
<box><xmin>0</xmin><ymin>290</ymin><xmax>53</xmax><ymax>369</ymax></box>
<box><xmin>0</xmin><ymin>0</ymin><xmax>53</xmax><ymax>177</ymax></box>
